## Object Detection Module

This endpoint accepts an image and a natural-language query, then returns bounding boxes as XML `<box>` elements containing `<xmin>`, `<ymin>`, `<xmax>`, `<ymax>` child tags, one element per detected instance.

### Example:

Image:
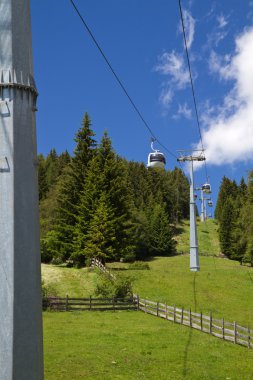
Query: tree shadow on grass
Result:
<box><xmin>182</xmin><ymin>329</ymin><xmax>193</xmax><ymax>379</ymax></box>
<box><xmin>182</xmin><ymin>272</ymin><xmax>197</xmax><ymax>379</ymax></box>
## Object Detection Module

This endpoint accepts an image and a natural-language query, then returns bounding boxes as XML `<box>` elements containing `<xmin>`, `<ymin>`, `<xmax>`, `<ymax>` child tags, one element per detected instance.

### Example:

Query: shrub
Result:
<box><xmin>42</xmin><ymin>280</ymin><xmax>58</xmax><ymax>298</ymax></box>
<box><xmin>95</xmin><ymin>273</ymin><xmax>133</xmax><ymax>299</ymax></box>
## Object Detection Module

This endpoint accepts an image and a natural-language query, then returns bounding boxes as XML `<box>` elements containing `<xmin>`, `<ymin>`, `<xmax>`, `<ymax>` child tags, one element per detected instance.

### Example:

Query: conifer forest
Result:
<box><xmin>39</xmin><ymin>113</ymin><xmax>253</xmax><ymax>267</ymax></box>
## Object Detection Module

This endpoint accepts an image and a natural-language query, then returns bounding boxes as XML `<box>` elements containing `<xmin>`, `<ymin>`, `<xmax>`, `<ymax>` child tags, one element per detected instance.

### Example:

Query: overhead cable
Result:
<box><xmin>178</xmin><ymin>0</ymin><xmax>209</xmax><ymax>181</ymax></box>
<box><xmin>69</xmin><ymin>0</ymin><xmax>178</xmax><ymax>160</ymax></box>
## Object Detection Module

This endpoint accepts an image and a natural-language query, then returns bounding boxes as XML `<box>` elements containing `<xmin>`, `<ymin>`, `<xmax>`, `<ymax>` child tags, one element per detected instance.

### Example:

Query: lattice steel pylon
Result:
<box><xmin>0</xmin><ymin>1</ymin><xmax>44</xmax><ymax>378</ymax></box>
<box><xmin>177</xmin><ymin>151</ymin><xmax>206</xmax><ymax>271</ymax></box>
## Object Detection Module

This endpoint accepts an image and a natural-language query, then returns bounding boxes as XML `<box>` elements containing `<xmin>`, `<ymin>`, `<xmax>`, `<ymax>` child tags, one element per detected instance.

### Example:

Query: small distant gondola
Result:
<box><xmin>202</xmin><ymin>183</ymin><xmax>211</xmax><ymax>194</ymax></box>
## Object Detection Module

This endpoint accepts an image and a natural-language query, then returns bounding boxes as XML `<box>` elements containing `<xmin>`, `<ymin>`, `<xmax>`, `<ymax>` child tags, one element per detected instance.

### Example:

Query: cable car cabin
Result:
<box><xmin>208</xmin><ymin>200</ymin><xmax>213</xmax><ymax>207</ymax></box>
<box><xmin>202</xmin><ymin>183</ymin><xmax>211</xmax><ymax>194</ymax></box>
<box><xmin>147</xmin><ymin>152</ymin><xmax>166</xmax><ymax>169</ymax></box>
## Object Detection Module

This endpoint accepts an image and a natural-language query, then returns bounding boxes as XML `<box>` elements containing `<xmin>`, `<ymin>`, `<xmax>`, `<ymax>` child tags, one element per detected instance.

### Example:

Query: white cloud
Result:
<box><xmin>159</xmin><ymin>88</ymin><xmax>173</xmax><ymax>108</ymax></box>
<box><xmin>155</xmin><ymin>51</ymin><xmax>189</xmax><ymax>88</ymax></box>
<box><xmin>197</xmin><ymin>27</ymin><xmax>253</xmax><ymax>166</ymax></box>
<box><xmin>178</xmin><ymin>8</ymin><xmax>195</xmax><ymax>49</ymax></box>
<box><xmin>182</xmin><ymin>9</ymin><xmax>195</xmax><ymax>49</ymax></box>
<box><xmin>207</xmin><ymin>29</ymin><xmax>228</xmax><ymax>48</ymax></box>
<box><xmin>208</xmin><ymin>50</ymin><xmax>232</xmax><ymax>80</ymax></box>
<box><xmin>155</xmin><ymin>8</ymin><xmax>195</xmax><ymax>109</ymax></box>
<box><xmin>155</xmin><ymin>51</ymin><xmax>190</xmax><ymax>107</ymax></box>
<box><xmin>217</xmin><ymin>14</ymin><xmax>228</xmax><ymax>29</ymax></box>
<box><xmin>173</xmin><ymin>103</ymin><xmax>192</xmax><ymax>120</ymax></box>
<box><xmin>206</xmin><ymin>13</ymin><xmax>229</xmax><ymax>47</ymax></box>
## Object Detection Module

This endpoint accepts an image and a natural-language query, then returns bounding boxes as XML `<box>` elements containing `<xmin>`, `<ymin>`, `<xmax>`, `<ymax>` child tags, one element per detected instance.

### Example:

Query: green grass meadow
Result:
<box><xmin>43</xmin><ymin>311</ymin><xmax>253</xmax><ymax>380</ymax></box>
<box><xmin>42</xmin><ymin>220</ymin><xmax>253</xmax><ymax>379</ymax></box>
<box><xmin>175</xmin><ymin>219</ymin><xmax>220</xmax><ymax>256</ymax></box>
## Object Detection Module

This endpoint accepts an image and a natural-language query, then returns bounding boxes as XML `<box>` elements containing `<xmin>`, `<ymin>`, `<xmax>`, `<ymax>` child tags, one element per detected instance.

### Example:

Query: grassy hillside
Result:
<box><xmin>42</xmin><ymin>219</ymin><xmax>253</xmax><ymax>379</ymax></box>
<box><xmin>43</xmin><ymin>311</ymin><xmax>253</xmax><ymax>380</ymax></box>
<box><xmin>42</xmin><ymin>255</ymin><xmax>253</xmax><ymax>327</ymax></box>
<box><xmin>175</xmin><ymin>218</ymin><xmax>220</xmax><ymax>256</ymax></box>
<box><xmin>41</xmin><ymin>264</ymin><xmax>97</xmax><ymax>298</ymax></box>
<box><xmin>108</xmin><ymin>256</ymin><xmax>253</xmax><ymax>327</ymax></box>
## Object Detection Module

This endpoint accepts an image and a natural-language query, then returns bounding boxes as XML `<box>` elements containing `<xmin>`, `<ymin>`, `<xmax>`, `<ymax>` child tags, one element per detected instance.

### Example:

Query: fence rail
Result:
<box><xmin>91</xmin><ymin>258</ymin><xmax>116</xmax><ymax>280</ymax></box>
<box><xmin>43</xmin><ymin>296</ymin><xmax>136</xmax><ymax>312</ymax></box>
<box><xmin>134</xmin><ymin>295</ymin><xmax>253</xmax><ymax>349</ymax></box>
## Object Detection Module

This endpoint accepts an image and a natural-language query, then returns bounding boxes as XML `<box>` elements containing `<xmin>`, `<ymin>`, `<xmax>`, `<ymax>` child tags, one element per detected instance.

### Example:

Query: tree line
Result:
<box><xmin>39</xmin><ymin>112</ymin><xmax>190</xmax><ymax>266</ymax></box>
<box><xmin>215</xmin><ymin>174</ymin><xmax>253</xmax><ymax>265</ymax></box>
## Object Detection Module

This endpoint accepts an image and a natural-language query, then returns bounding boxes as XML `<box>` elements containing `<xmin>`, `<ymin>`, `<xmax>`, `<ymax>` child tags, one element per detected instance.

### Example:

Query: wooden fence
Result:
<box><xmin>91</xmin><ymin>258</ymin><xmax>116</xmax><ymax>280</ymax></box>
<box><xmin>134</xmin><ymin>295</ymin><xmax>253</xmax><ymax>349</ymax></box>
<box><xmin>43</xmin><ymin>296</ymin><xmax>136</xmax><ymax>312</ymax></box>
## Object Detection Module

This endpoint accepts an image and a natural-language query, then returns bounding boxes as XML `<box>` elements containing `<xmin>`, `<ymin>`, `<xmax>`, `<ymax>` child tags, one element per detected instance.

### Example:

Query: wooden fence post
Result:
<box><xmin>200</xmin><ymin>312</ymin><xmax>203</xmax><ymax>331</ymax></box>
<box><xmin>190</xmin><ymin>309</ymin><xmax>192</xmax><ymax>327</ymax></box>
<box><xmin>173</xmin><ymin>305</ymin><xmax>176</xmax><ymax>323</ymax></box>
<box><xmin>181</xmin><ymin>307</ymin><xmax>184</xmax><ymax>325</ymax></box>
<box><xmin>222</xmin><ymin>318</ymin><xmax>224</xmax><ymax>339</ymax></box>
<box><xmin>248</xmin><ymin>326</ymin><xmax>251</xmax><ymax>348</ymax></box>
<box><xmin>210</xmin><ymin>312</ymin><xmax>212</xmax><ymax>334</ymax></box>
<box><xmin>157</xmin><ymin>302</ymin><xmax>159</xmax><ymax>317</ymax></box>
<box><xmin>65</xmin><ymin>294</ymin><xmax>69</xmax><ymax>311</ymax></box>
<box><xmin>234</xmin><ymin>321</ymin><xmax>237</xmax><ymax>344</ymax></box>
<box><xmin>144</xmin><ymin>300</ymin><xmax>147</xmax><ymax>313</ymax></box>
<box><xmin>113</xmin><ymin>297</ymin><xmax>115</xmax><ymax>311</ymax></box>
<box><xmin>89</xmin><ymin>296</ymin><xmax>92</xmax><ymax>311</ymax></box>
<box><xmin>137</xmin><ymin>295</ymin><xmax>140</xmax><ymax>311</ymax></box>
<box><xmin>165</xmin><ymin>304</ymin><xmax>168</xmax><ymax>320</ymax></box>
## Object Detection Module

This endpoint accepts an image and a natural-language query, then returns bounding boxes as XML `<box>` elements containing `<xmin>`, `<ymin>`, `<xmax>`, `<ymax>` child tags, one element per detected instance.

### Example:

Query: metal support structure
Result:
<box><xmin>177</xmin><ymin>151</ymin><xmax>206</xmax><ymax>272</ymax></box>
<box><xmin>200</xmin><ymin>189</ymin><xmax>205</xmax><ymax>222</ymax></box>
<box><xmin>0</xmin><ymin>1</ymin><xmax>43</xmax><ymax>379</ymax></box>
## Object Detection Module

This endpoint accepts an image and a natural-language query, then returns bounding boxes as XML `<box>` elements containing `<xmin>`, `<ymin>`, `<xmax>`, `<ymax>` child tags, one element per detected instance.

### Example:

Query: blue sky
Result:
<box><xmin>30</xmin><ymin>0</ymin><xmax>253</xmax><ymax>209</ymax></box>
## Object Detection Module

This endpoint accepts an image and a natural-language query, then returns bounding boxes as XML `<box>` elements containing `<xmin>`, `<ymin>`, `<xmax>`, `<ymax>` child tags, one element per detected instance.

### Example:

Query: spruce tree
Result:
<box><xmin>219</xmin><ymin>197</ymin><xmax>236</xmax><ymax>258</ymax></box>
<box><xmin>38</xmin><ymin>154</ymin><xmax>48</xmax><ymax>200</ymax></box>
<box><xmin>83</xmin><ymin>193</ymin><xmax>117</xmax><ymax>264</ymax></box>
<box><xmin>47</xmin><ymin>112</ymin><xmax>96</xmax><ymax>262</ymax></box>
<box><xmin>147</xmin><ymin>203</ymin><xmax>176</xmax><ymax>256</ymax></box>
<box><xmin>73</xmin><ymin>132</ymin><xmax>135</xmax><ymax>265</ymax></box>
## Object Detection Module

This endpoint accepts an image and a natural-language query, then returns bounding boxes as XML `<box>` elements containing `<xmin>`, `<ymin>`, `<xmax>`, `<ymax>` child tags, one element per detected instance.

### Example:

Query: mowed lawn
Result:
<box><xmin>175</xmin><ymin>219</ymin><xmax>220</xmax><ymax>255</ymax></box>
<box><xmin>111</xmin><ymin>255</ymin><xmax>253</xmax><ymax>327</ymax></box>
<box><xmin>42</xmin><ymin>254</ymin><xmax>253</xmax><ymax>327</ymax></box>
<box><xmin>42</xmin><ymin>220</ymin><xmax>253</xmax><ymax>378</ymax></box>
<box><xmin>43</xmin><ymin>310</ymin><xmax>253</xmax><ymax>380</ymax></box>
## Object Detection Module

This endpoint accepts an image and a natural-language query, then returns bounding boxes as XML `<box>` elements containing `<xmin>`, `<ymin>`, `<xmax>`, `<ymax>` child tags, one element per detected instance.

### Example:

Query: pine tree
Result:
<box><xmin>219</xmin><ymin>197</ymin><xmax>236</xmax><ymax>258</ymax></box>
<box><xmin>38</xmin><ymin>154</ymin><xmax>48</xmax><ymax>200</ymax></box>
<box><xmin>215</xmin><ymin>177</ymin><xmax>238</xmax><ymax>221</ymax></box>
<box><xmin>83</xmin><ymin>193</ymin><xmax>117</xmax><ymax>264</ymax></box>
<box><xmin>148</xmin><ymin>203</ymin><xmax>176</xmax><ymax>256</ymax></box>
<box><xmin>167</xmin><ymin>167</ymin><xmax>189</xmax><ymax>222</ymax></box>
<box><xmin>73</xmin><ymin>132</ymin><xmax>135</xmax><ymax>265</ymax></box>
<box><xmin>47</xmin><ymin>112</ymin><xmax>96</xmax><ymax>262</ymax></box>
<box><xmin>44</xmin><ymin>149</ymin><xmax>59</xmax><ymax>190</ymax></box>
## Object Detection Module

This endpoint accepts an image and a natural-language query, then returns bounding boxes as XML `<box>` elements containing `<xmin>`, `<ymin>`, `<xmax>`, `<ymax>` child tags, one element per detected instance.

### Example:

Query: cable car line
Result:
<box><xmin>178</xmin><ymin>0</ymin><xmax>209</xmax><ymax>181</ymax></box>
<box><xmin>69</xmin><ymin>0</ymin><xmax>178</xmax><ymax>161</ymax></box>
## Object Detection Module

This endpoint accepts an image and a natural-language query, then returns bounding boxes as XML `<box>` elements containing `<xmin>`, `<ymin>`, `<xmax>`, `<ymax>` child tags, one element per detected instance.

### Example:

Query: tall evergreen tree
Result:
<box><xmin>43</xmin><ymin>113</ymin><xmax>96</xmax><ymax>262</ymax></box>
<box><xmin>219</xmin><ymin>197</ymin><xmax>236</xmax><ymax>258</ymax></box>
<box><xmin>215</xmin><ymin>177</ymin><xmax>238</xmax><ymax>221</ymax></box>
<box><xmin>38</xmin><ymin>154</ymin><xmax>48</xmax><ymax>200</ymax></box>
<box><xmin>148</xmin><ymin>203</ymin><xmax>176</xmax><ymax>256</ymax></box>
<box><xmin>83</xmin><ymin>193</ymin><xmax>117</xmax><ymax>264</ymax></box>
<box><xmin>73</xmin><ymin>132</ymin><xmax>135</xmax><ymax>265</ymax></box>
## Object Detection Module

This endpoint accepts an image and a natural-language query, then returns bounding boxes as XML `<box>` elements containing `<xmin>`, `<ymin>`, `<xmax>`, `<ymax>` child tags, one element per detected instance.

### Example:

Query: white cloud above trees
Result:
<box><xmin>198</xmin><ymin>27</ymin><xmax>253</xmax><ymax>165</ymax></box>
